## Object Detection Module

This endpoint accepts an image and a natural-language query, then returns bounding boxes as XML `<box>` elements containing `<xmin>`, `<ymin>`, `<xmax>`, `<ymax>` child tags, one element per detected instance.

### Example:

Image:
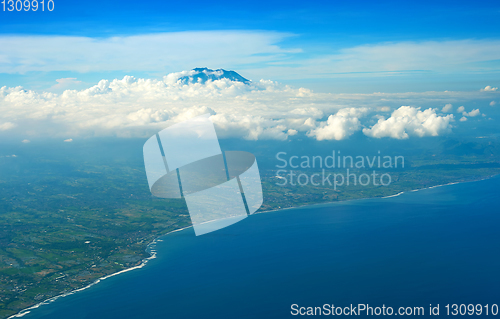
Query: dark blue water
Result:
<box><xmin>18</xmin><ymin>176</ymin><xmax>500</xmax><ymax>318</ymax></box>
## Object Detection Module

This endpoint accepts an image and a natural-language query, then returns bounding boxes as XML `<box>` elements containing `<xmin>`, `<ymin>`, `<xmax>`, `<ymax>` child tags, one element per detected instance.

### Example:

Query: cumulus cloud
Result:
<box><xmin>490</xmin><ymin>101</ymin><xmax>496</xmax><ymax>106</ymax></box>
<box><xmin>210</xmin><ymin>114</ymin><xmax>289</xmax><ymax>140</ymax></box>
<box><xmin>21</xmin><ymin>139</ymin><xmax>30</xmax><ymax>143</ymax></box>
<box><xmin>481</xmin><ymin>86</ymin><xmax>498</xmax><ymax>92</ymax></box>
<box><xmin>457</xmin><ymin>106</ymin><xmax>465</xmax><ymax>113</ymax></box>
<box><xmin>441</xmin><ymin>103</ymin><xmax>453</xmax><ymax>113</ymax></box>
<box><xmin>0</xmin><ymin>75</ymin><xmax>328</xmax><ymax>140</ymax></box>
<box><xmin>460</xmin><ymin>117</ymin><xmax>468</xmax><ymax>122</ymax></box>
<box><xmin>307</xmin><ymin>108</ymin><xmax>368</xmax><ymax>141</ymax></box>
<box><xmin>362</xmin><ymin>106</ymin><xmax>454</xmax><ymax>139</ymax></box>
<box><xmin>462</xmin><ymin>109</ymin><xmax>480</xmax><ymax>117</ymax></box>
<box><xmin>64</xmin><ymin>138</ymin><xmax>73</xmax><ymax>142</ymax></box>
<box><xmin>0</xmin><ymin>73</ymin><xmax>478</xmax><ymax>141</ymax></box>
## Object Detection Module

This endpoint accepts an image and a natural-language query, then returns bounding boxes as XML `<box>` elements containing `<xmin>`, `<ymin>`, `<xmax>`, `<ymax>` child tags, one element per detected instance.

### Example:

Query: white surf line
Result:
<box><xmin>382</xmin><ymin>174</ymin><xmax>498</xmax><ymax>199</ymax></box>
<box><xmin>383</xmin><ymin>182</ymin><xmax>460</xmax><ymax>198</ymax></box>
<box><xmin>9</xmin><ymin>253</ymin><xmax>158</xmax><ymax>318</ymax></box>
<box><xmin>260</xmin><ymin>174</ymin><xmax>499</xmax><ymax>213</ymax></box>
<box><xmin>381</xmin><ymin>191</ymin><xmax>404</xmax><ymax>198</ymax></box>
<box><xmin>9</xmin><ymin>225</ymin><xmax>193</xmax><ymax>319</ymax></box>
<box><xmin>10</xmin><ymin>174</ymin><xmax>499</xmax><ymax>318</ymax></box>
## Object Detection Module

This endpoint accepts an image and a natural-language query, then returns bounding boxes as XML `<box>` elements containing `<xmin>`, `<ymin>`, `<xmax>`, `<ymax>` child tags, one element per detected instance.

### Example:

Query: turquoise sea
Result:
<box><xmin>16</xmin><ymin>176</ymin><xmax>500</xmax><ymax>318</ymax></box>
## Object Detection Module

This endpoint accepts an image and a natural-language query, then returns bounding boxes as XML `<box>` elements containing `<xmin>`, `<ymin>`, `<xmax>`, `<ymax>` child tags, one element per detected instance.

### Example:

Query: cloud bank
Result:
<box><xmin>0</xmin><ymin>72</ymin><xmax>494</xmax><ymax>141</ymax></box>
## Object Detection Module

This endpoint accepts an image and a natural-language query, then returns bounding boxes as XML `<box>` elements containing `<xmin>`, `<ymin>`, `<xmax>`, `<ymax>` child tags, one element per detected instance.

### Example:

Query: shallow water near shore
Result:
<box><xmin>16</xmin><ymin>176</ymin><xmax>500</xmax><ymax>318</ymax></box>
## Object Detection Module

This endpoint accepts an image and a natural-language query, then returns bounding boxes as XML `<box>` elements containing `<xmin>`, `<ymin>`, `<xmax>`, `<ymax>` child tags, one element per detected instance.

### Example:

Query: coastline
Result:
<box><xmin>8</xmin><ymin>225</ymin><xmax>194</xmax><ymax>319</ymax></box>
<box><xmin>9</xmin><ymin>174</ymin><xmax>498</xmax><ymax>318</ymax></box>
<box><xmin>258</xmin><ymin>174</ymin><xmax>499</xmax><ymax>215</ymax></box>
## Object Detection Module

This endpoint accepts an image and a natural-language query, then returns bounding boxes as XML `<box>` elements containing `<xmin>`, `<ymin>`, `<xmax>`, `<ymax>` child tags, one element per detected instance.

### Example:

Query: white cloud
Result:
<box><xmin>0</xmin><ymin>122</ymin><xmax>16</xmax><ymax>131</ymax></box>
<box><xmin>441</xmin><ymin>103</ymin><xmax>453</xmax><ymax>113</ymax></box>
<box><xmin>362</xmin><ymin>106</ymin><xmax>454</xmax><ymax>139</ymax></box>
<box><xmin>22</xmin><ymin>139</ymin><xmax>30</xmax><ymax>143</ymax></box>
<box><xmin>481</xmin><ymin>86</ymin><xmax>498</xmax><ymax>92</ymax></box>
<box><xmin>490</xmin><ymin>101</ymin><xmax>496</xmax><ymax>106</ymax></box>
<box><xmin>51</xmin><ymin>78</ymin><xmax>83</xmax><ymax>91</ymax></box>
<box><xmin>64</xmin><ymin>138</ymin><xmax>73</xmax><ymax>142</ymax></box>
<box><xmin>1</xmin><ymin>34</ymin><xmax>500</xmax><ymax>81</ymax></box>
<box><xmin>463</xmin><ymin>109</ymin><xmax>480</xmax><ymax>117</ymax></box>
<box><xmin>1</xmin><ymin>75</ymin><xmax>351</xmax><ymax>140</ymax></box>
<box><xmin>0</xmin><ymin>73</ymin><xmax>481</xmax><ymax>140</ymax></box>
<box><xmin>0</xmin><ymin>32</ymin><xmax>295</xmax><ymax>74</ymax></box>
<box><xmin>377</xmin><ymin>106</ymin><xmax>391</xmax><ymax>112</ymax></box>
<box><xmin>457</xmin><ymin>106</ymin><xmax>465</xmax><ymax>113</ymax></box>
<box><xmin>332</xmin><ymin>41</ymin><xmax>500</xmax><ymax>74</ymax></box>
<box><xmin>210</xmin><ymin>114</ymin><xmax>289</xmax><ymax>140</ymax></box>
<box><xmin>246</xmin><ymin>39</ymin><xmax>500</xmax><ymax>80</ymax></box>
<box><xmin>307</xmin><ymin>108</ymin><xmax>368</xmax><ymax>141</ymax></box>
<box><xmin>460</xmin><ymin>117</ymin><xmax>468</xmax><ymax>122</ymax></box>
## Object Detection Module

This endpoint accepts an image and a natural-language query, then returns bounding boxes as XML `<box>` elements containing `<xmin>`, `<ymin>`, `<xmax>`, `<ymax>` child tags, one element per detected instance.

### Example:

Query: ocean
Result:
<box><xmin>15</xmin><ymin>176</ymin><xmax>500</xmax><ymax>318</ymax></box>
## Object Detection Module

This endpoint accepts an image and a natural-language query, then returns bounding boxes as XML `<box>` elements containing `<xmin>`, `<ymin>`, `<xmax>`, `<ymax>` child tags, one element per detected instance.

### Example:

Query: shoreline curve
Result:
<box><xmin>9</xmin><ymin>174</ymin><xmax>498</xmax><ymax>318</ymax></box>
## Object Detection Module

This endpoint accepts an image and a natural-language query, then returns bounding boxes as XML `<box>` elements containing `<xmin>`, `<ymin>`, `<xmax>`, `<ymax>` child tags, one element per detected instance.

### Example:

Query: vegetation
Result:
<box><xmin>0</xmin><ymin>137</ymin><xmax>499</xmax><ymax>318</ymax></box>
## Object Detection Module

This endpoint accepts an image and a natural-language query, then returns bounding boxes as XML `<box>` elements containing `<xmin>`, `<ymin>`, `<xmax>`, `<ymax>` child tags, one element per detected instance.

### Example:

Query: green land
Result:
<box><xmin>0</xmin><ymin>137</ymin><xmax>499</xmax><ymax>318</ymax></box>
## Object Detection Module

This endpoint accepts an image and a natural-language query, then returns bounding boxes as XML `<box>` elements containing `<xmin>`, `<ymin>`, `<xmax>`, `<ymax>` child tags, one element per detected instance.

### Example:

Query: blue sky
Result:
<box><xmin>0</xmin><ymin>0</ymin><xmax>499</xmax><ymax>143</ymax></box>
<box><xmin>2</xmin><ymin>0</ymin><xmax>500</xmax><ymax>40</ymax></box>
<box><xmin>1</xmin><ymin>0</ymin><xmax>500</xmax><ymax>92</ymax></box>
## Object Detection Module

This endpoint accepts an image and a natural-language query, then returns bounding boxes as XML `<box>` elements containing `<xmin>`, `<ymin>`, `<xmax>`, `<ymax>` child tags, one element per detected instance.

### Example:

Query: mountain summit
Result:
<box><xmin>179</xmin><ymin>68</ymin><xmax>250</xmax><ymax>84</ymax></box>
